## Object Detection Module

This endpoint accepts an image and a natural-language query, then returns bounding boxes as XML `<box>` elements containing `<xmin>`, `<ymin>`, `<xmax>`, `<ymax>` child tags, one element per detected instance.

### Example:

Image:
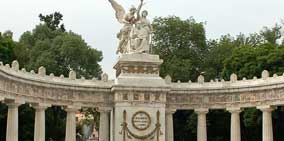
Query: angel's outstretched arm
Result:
<box><xmin>136</xmin><ymin>0</ymin><xmax>144</xmax><ymax>20</ymax></box>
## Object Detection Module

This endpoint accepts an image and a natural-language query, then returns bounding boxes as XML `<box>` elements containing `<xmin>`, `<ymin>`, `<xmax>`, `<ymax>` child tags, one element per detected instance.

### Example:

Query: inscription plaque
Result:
<box><xmin>132</xmin><ymin>111</ymin><xmax>151</xmax><ymax>131</ymax></box>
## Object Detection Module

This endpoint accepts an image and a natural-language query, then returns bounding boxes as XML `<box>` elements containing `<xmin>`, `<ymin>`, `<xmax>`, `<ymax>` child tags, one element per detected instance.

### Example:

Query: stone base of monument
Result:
<box><xmin>112</xmin><ymin>53</ymin><xmax>168</xmax><ymax>141</ymax></box>
<box><xmin>114</xmin><ymin>53</ymin><xmax>166</xmax><ymax>87</ymax></box>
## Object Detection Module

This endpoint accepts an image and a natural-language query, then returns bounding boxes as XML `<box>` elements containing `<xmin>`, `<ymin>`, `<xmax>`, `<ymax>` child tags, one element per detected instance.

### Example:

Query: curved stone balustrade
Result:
<box><xmin>1</xmin><ymin>60</ymin><xmax>284</xmax><ymax>110</ymax></box>
<box><xmin>0</xmin><ymin>61</ymin><xmax>114</xmax><ymax>108</ymax></box>
<box><xmin>0</xmin><ymin>60</ymin><xmax>283</xmax><ymax>141</ymax></box>
<box><xmin>168</xmin><ymin>73</ymin><xmax>284</xmax><ymax>109</ymax></box>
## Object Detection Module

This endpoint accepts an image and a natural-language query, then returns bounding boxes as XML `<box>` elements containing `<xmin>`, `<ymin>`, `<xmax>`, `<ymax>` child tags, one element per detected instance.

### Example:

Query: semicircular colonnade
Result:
<box><xmin>0</xmin><ymin>58</ymin><xmax>282</xmax><ymax>141</ymax></box>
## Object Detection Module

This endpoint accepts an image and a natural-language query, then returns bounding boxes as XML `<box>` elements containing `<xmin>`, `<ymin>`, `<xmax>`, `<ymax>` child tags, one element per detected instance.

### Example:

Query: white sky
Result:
<box><xmin>1</xmin><ymin>0</ymin><xmax>284</xmax><ymax>79</ymax></box>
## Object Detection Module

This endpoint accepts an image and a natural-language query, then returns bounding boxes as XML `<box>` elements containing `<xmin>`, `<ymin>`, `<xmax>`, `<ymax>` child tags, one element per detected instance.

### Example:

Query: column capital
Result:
<box><xmin>227</xmin><ymin>107</ymin><xmax>243</xmax><ymax>114</ymax></box>
<box><xmin>65</xmin><ymin>105</ymin><xmax>81</xmax><ymax>112</ymax></box>
<box><xmin>33</xmin><ymin>103</ymin><xmax>51</xmax><ymax>110</ymax></box>
<box><xmin>166</xmin><ymin>108</ymin><xmax>176</xmax><ymax>114</ymax></box>
<box><xmin>195</xmin><ymin>108</ymin><xmax>209</xmax><ymax>115</ymax></box>
<box><xmin>97</xmin><ymin>107</ymin><xmax>112</xmax><ymax>113</ymax></box>
<box><xmin>5</xmin><ymin>99</ymin><xmax>24</xmax><ymax>108</ymax></box>
<box><xmin>257</xmin><ymin>105</ymin><xmax>275</xmax><ymax>112</ymax></box>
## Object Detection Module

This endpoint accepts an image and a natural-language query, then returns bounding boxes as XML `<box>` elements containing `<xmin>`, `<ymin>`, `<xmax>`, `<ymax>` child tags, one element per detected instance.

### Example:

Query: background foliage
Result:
<box><xmin>152</xmin><ymin>16</ymin><xmax>284</xmax><ymax>141</ymax></box>
<box><xmin>0</xmin><ymin>12</ymin><xmax>102</xmax><ymax>141</ymax></box>
<box><xmin>0</xmin><ymin>13</ymin><xmax>284</xmax><ymax>141</ymax></box>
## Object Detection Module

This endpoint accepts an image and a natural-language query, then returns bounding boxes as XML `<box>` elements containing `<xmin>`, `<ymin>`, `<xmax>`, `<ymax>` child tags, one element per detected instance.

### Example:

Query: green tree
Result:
<box><xmin>0</xmin><ymin>31</ymin><xmax>16</xmax><ymax>64</ymax></box>
<box><xmin>16</xmin><ymin>13</ymin><xmax>102</xmax><ymax>79</ymax></box>
<box><xmin>221</xmin><ymin>25</ymin><xmax>284</xmax><ymax>141</ymax></box>
<box><xmin>12</xmin><ymin>12</ymin><xmax>103</xmax><ymax>141</ymax></box>
<box><xmin>152</xmin><ymin>16</ymin><xmax>284</xmax><ymax>141</ymax></box>
<box><xmin>260</xmin><ymin>24</ymin><xmax>282</xmax><ymax>44</ymax></box>
<box><xmin>222</xmin><ymin>43</ymin><xmax>284</xmax><ymax>80</ymax></box>
<box><xmin>39</xmin><ymin>12</ymin><xmax>65</xmax><ymax>32</ymax></box>
<box><xmin>203</xmin><ymin>32</ymin><xmax>265</xmax><ymax>81</ymax></box>
<box><xmin>152</xmin><ymin>16</ymin><xmax>208</xmax><ymax>140</ymax></box>
<box><xmin>203</xmin><ymin>35</ymin><xmax>236</xmax><ymax>81</ymax></box>
<box><xmin>152</xmin><ymin>16</ymin><xmax>206</xmax><ymax>82</ymax></box>
<box><xmin>0</xmin><ymin>32</ymin><xmax>17</xmax><ymax>140</ymax></box>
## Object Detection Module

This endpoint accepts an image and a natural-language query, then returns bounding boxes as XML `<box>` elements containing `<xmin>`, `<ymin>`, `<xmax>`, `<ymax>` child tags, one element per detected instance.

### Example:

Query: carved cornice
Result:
<box><xmin>3</xmin><ymin>60</ymin><xmax>284</xmax><ymax>110</ymax></box>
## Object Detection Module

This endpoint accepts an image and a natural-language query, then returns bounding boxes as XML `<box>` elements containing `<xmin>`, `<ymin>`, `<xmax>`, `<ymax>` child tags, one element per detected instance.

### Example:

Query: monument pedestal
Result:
<box><xmin>112</xmin><ymin>54</ymin><xmax>169</xmax><ymax>141</ymax></box>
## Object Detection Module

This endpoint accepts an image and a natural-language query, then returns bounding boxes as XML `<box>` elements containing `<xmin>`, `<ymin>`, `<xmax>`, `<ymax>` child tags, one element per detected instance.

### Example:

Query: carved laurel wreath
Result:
<box><xmin>119</xmin><ymin>110</ymin><xmax>162</xmax><ymax>141</ymax></box>
<box><xmin>131</xmin><ymin>110</ymin><xmax>151</xmax><ymax>131</ymax></box>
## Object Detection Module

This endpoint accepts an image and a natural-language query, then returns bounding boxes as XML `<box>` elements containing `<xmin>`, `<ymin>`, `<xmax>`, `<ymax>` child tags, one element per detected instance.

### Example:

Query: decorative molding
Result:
<box><xmin>2</xmin><ymin>60</ymin><xmax>284</xmax><ymax>110</ymax></box>
<box><xmin>120</xmin><ymin>110</ymin><xmax>162</xmax><ymax>141</ymax></box>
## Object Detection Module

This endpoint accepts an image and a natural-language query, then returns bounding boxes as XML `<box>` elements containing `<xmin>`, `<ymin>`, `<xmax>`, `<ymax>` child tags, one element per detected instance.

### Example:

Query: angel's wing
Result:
<box><xmin>108</xmin><ymin>0</ymin><xmax>126</xmax><ymax>23</ymax></box>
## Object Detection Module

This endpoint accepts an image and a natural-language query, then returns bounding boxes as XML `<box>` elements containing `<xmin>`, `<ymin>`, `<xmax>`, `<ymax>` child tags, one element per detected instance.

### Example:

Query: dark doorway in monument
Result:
<box><xmin>18</xmin><ymin>104</ymin><xmax>68</xmax><ymax>141</ymax></box>
<box><xmin>271</xmin><ymin>106</ymin><xmax>284</xmax><ymax>141</ymax></box>
<box><xmin>240</xmin><ymin>107</ymin><xmax>284</xmax><ymax>141</ymax></box>
<box><xmin>19</xmin><ymin>104</ymin><xmax>35</xmax><ymax>141</ymax></box>
<box><xmin>46</xmin><ymin>106</ymin><xmax>67</xmax><ymax>141</ymax></box>
<box><xmin>240</xmin><ymin>108</ymin><xmax>262</xmax><ymax>141</ymax></box>
<box><xmin>174</xmin><ymin>110</ymin><xmax>231</xmax><ymax>141</ymax></box>
<box><xmin>0</xmin><ymin>103</ymin><xmax>7</xmax><ymax>141</ymax></box>
<box><xmin>207</xmin><ymin>110</ymin><xmax>230</xmax><ymax>141</ymax></box>
<box><xmin>174</xmin><ymin>110</ymin><xmax>196</xmax><ymax>141</ymax></box>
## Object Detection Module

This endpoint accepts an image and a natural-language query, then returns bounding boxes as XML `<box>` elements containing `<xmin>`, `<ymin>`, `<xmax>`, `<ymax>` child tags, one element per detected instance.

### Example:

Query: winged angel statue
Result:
<box><xmin>108</xmin><ymin>0</ymin><xmax>153</xmax><ymax>54</ymax></box>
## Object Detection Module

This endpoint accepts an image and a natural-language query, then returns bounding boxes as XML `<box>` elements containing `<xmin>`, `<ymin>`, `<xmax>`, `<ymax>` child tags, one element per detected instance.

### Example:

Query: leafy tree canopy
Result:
<box><xmin>0</xmin><ymin>30</ymin><xmax>16</xmax><ymax>64</ymax></box>
<box><xmin>152</xmin><ymin>16</ymin><xmax>206</xmax><ymax>82</ymax></box>
<box><xmin>2</xmin><ymin>12</ymin><xmax>103</xmax><ymax>141</ymax></box>
<box><xmin>39</xmin><ymin>12</ymin><xmax>66</xmax><ymax>32</ymax></box>
<box><xmin>15</xmin><ymin>12</ymin><xmax>103</xmax><ymax>79</ymax></box>
<box><xmin>152</xmin><ymin>16</ymin><xmax>284</xmax><ymax>141</ymax></box>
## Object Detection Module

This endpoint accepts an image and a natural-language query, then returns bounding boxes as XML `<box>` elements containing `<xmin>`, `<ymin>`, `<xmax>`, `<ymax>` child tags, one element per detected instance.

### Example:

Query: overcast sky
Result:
<box><xmin>1</xmin><ymin>0</ymin><xmax>284</xmax><ymax>78</ymax></box>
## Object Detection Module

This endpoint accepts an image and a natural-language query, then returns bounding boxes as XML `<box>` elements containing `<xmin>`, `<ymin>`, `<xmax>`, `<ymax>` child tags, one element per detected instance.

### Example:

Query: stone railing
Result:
<box><xmin>0</xmin><ymin>60</ymin><xmax>283</xmax><ymax>141</ymax></box>
<box><xmin>167</xmin><ymin>70</ymin><xmax>284</xmax><ymax>109</ymax></box>
<box><xmin>0</xmin><ymin>61</ymin><xmax>114</xmax><ymax>141</ymax></box>
<box><xmin>165</xmin><ymin>71</ymin><xmax>283</xmax><ymax>141</ymax></box>
<box><xmin>0</xmin><ymin>61</ymin><xmax>114</xmax><ymax>107</ymax></box>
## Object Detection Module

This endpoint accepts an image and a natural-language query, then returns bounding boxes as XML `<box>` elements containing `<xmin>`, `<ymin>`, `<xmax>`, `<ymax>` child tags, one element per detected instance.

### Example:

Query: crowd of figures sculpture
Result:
<box><xmin>109</xmin><ymin>0</ymin><xmax>153</xmax><ymax>54</ymax></box>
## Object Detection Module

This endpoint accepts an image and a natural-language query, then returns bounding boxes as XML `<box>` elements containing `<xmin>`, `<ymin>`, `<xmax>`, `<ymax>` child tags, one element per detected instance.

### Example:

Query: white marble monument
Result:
<box><xmin>0</xmin><ymin>1</ymin><xmax>284</xmax><ymax>141</ymax></box>
<box><xmin>108</xmin><ymin>1</ymin><xmax>168</xmax><ymax>139</ymax></box>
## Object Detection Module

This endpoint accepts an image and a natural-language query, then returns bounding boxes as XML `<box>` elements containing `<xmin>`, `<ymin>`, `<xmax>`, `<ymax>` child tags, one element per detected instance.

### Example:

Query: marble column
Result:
<box><xmin>195</xmin><ymin>108</ymin><xmax>209</xmax><ymax>141</ymax></box>
<box><xmin>33</xmin><ymin>104</ymin><xmax>50</xmax><ymax>141</ymax></box>
<box><xmin>227</xmin><ymin>108</ymin><xmax>242</xmax><ymax>141</ymax></box>
<box><xmin>258</xmin><ymin>106</ymin><xmax>274</xmax><ymax>141</ymax></box>
<box><xmin>98</xmin><ymin>107</ymin><xmax>112</xmax><ymax>141</ymax></box>
<box><xmin>65</xmin><ymin>106</ymin><xmax>80</xmax><ymax>141</ymax></box>
<box><xmin>6</xmin><ymin>102</ymin><xmax>23</xmax><ymax>141</ymax></box>
<box><xmin>165</xmin><ymin>109</ymin><xmax>176</xmax><ymax>141</ymax></box>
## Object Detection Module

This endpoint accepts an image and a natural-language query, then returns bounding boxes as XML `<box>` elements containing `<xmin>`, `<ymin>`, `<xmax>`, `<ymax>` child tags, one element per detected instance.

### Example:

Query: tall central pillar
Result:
<box><xmin>227</xmin><ymin>108</ymin><xmax>242</xmax><ymax>141</ymax></box>
<box><xmin>165</xmin><ymin>109</ymin><xmax>176</xmax><ymax>141</ymax></box>
<box><xmin>98</xmin><ymin>107</ymin><xmax>112</xmax><ymax>141</ymax></box>
<box><xmin>258</xmin><ymin>106</ymin><xmax>274</xmax><ymax>141</ymax></box>
<box><xmin>113</xmin><ymin>53</ymin><xmax>166</xmax><ymax>141</ymax></box>
<box><xmin>65</xmin><ymin>106</ymin><xmax>80</xmax><ymax>141</ymax></box>
<box><xmin>195</xmin><ymin>108</ymin><xmax>209</xmax><ymax>141</ymax></box>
